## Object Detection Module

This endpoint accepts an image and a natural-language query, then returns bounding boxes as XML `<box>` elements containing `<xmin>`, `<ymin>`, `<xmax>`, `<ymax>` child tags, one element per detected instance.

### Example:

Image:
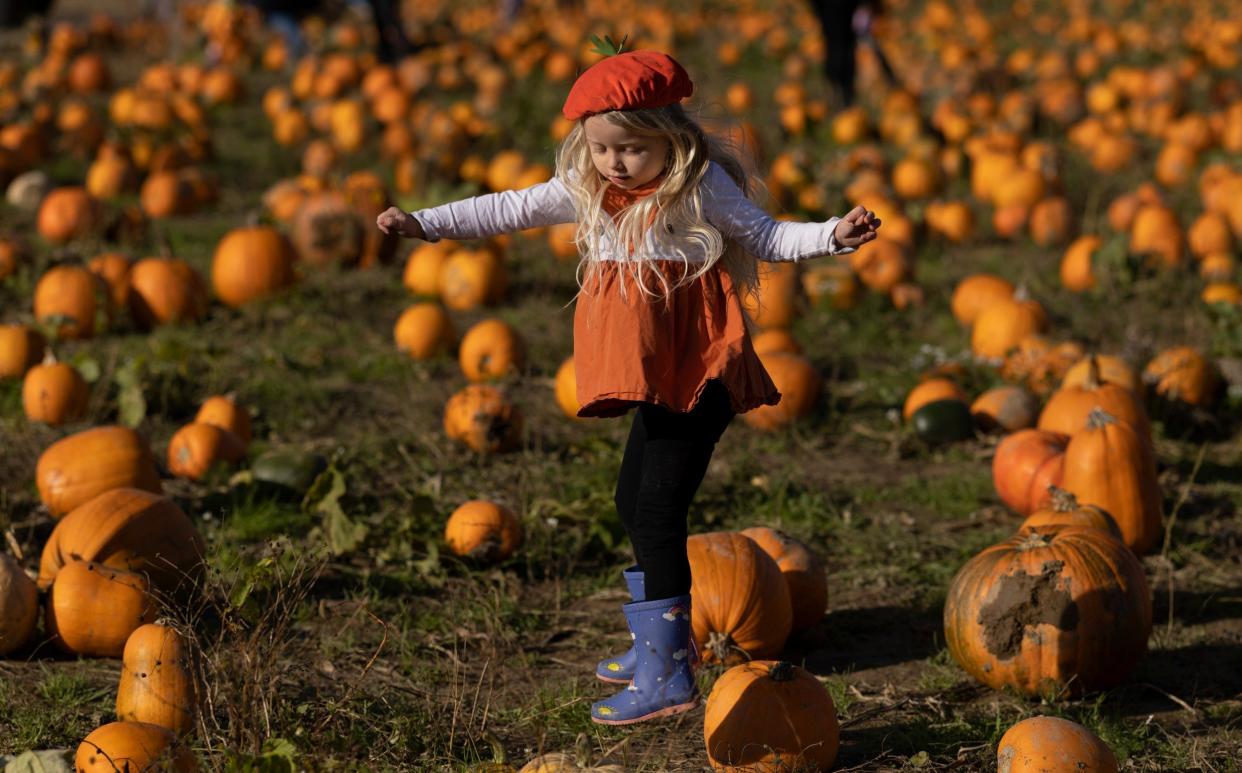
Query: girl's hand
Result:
<box><xmin>834</xmin><ymin>205</ymin><xmax>881</xmax><ymax>248</ymax></box>
<box><xmin>376</xmin><ymin>207</ymin><xmax>426</xmax><ymax>239</ymax></box>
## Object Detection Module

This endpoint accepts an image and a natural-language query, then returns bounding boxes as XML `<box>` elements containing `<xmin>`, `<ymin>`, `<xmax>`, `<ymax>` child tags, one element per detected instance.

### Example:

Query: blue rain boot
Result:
<box><xmin>595</xmin><ymin>566</ymin><xmax>645</xmax><ymax>684</ymax></box>
<box><xmin>591</xmin><ymin>595</ymin><xmax>700</xmax><ymax>725</ymax></box>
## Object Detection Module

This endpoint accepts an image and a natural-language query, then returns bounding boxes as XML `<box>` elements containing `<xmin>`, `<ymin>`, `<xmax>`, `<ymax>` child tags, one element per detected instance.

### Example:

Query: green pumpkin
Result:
<box><xmin>251</xmin><ymin>449</ymin><xmax>328</xmax><ymax>497</ymax></box>
<box><xmin>911</xmin><ymin>399</ymin><xmax>975</xmax><ymax>444</ymax></box>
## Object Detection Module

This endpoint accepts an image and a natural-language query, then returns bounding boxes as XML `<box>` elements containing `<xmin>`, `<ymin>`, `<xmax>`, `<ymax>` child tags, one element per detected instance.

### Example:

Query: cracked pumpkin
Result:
<box><xmin>943</xmin><ymin>526</ymin><xmax>1150</xmax><ymax>697</ymax></box>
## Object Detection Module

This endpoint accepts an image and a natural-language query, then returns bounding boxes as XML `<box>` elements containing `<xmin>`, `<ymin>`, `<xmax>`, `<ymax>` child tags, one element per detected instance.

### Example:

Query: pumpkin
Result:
<box><xmin>139</xmin><ymin>170</ymin><xmax>193</xmax><ymax>218</ymax></box>
<box><xmin>1061</xmin><ymin>409</ymin><xmax>1162</xmax><ymax>555</ymax></box>
<box><xmin>1061</xmin><ymin>354</ymin><xmax>1140</xmax><ymax>395</ymax></box>
<box><xmin>0</xmin><ymin>552</ymin><xmax>38</xmax><ymax>655</ymax></box>
<box><xmin>34</xmin><ymin>264</ymin><xmax>103</xmax><ymax>339</ymax></box>
<box><xmin>1028</xmin><ymin>196</ymin><xmax>1073</xmax><ymax>246</ymax></box>
<box><xmin>740</xmin><ymin>527</ymin><xmax>827</xmax><ymax>635</ymax></box>
<box><xmin>37</xmin><ymin>425</ymin><xmax>163</xmax><ymax>517</ymax></box>
<box><xmin>911</xmin><ymin>399</ymin><xmax>975</xmax><ymax>444</ymax></box>
<box><xmin>438</xmin><ymin>248</ymin><xmax>508</xmax><ymax>310</ymax></box>
<box><xmin>23</xmin><ymin>358</ymin><xmax>89</xmax><ymax>425</ymax></box>
<box><xmin>687</xmin><ymin>531</ymin><xmax>793</xmax><ymax>664</ymax></box>
<box><xmin>849</xmin><ymin>237</ymin><xmax>909</xmax><ymax>292</ymax></box>
<box><xmin>458</xmin><ymin>318</ymin><xmax>525</xmax><ymax>382</ymax></box>
<box><xmin>195</xmin><ymin>395</ymin><xmax>252</xmax><ymax>447</ymax></box>
<box><xmin>0</xmin><ymin>324</ymin><xmax>45</xmax><ymax>379</ymax></box>
<box><xmin>742</xmin><ymin>261</ymin><xmax>800</xmax><ymax>329</ymax></box>
<box><xmin>971</xmin><ymin>293</ymin><xmax>1047</xmax><ymax>361</ymax></box>
<box><xmin>87</xmin><ymin>252</ymin><xmax>133</xmax><ymax>308</ymax></box>
<box><xmin>1037</xmin><ymin>356</ymin><xmax>1150</xmax><ymax>439</ymax></box>
<box><xmin>800</xmin><ymin>262</ymin><xmax>859</xmax><ymax>310</ymax></box>
<box><xmin>38</xmin><ymin>487</ymin><xmax>205</xmax><ymax>594</ymax></box>
<box><xmin>291</xmin><ymin>192</ymin><xmax>366</xmax><ymax>266</ymax></box>
<box><xmin>444</xmin><ymin>500</ymin><xmax>523</xmax><ymax>562</ymax></box>
<box><xmin>953</xmin><ymin>274</ymin><xmax>1013</xmax><ymax>325</ymax></box>
<box><xmin>167</xmin><ymin>423</ymin><xmax>247</xmax><ymax>481</ymax></box>
<box><xmin>250</xmin><ymin>449</ymin><xmax>329</xmax><ymax>498</ymax></box>
<box><xmin>1187</xmin><ymin>211</ymin><xmax>1233</xmax><ymax>258</ymax></box>
<box><xmin>1060</xmin><ymin>235</ymin><xmax>1101</xmax><ymax>292</ymax></box>
<box><xmin>903</xmin><ymin>377</ymin><xmax>968</xmax><ymax>420</ymax></box>
<box><xmin>47</xmin><ymin>560</ymin><xmax>158</xmax><ymax>657</ymax></box>
<box><xmin>392</xmin><ymin>303</ymin><xmax>454</xmax><ymax>361</ymax></box>
<box><xmin>1019</xmin><ymin>487</ymin><xmax>1122</xmax><ymax>541</ymax></box>
<box><xmin>553</xmin><ymin>357</ymin><xmax>581</xmax><ymax>419</ymax></box>
<box><xmin>211</xmin><ymin>226</ymin><xmax>297</xmax><ymax>307</ymax></box>
<box><xmin>1143</xmin><ymin>347</ymin><xmax>1220</xmax><ymax>407</ymax></box>
<box><xmin>0</xmin><ymin>239</ymin><xmax>25</xmax><ymax>280</ymax></box>
<box><xmin>75</xmin><ymin>721</ymin><xmax>195</xmax><ymax>772</ymax></box>
<box><xmin>750</xmin><ymin>329</ymin><xmax>803</xmax><ymax>356</ymax></box>
<box><xmin>944</xmin><ymin>526</ymin><xmax>1151</xmax><ymax>697</ymax></box>
<box><xmin>742</xmin><ymin>351</ymin><xmax>821</xmax><ymax>430</ymax></box>
<box><xmin>704</xmin><ymin>660</ymin><xmax>838</xmax><ymax>772</ymax></box>
<box><xmin>116</xmin><ymin>623</ymin><xmax>197</xmax><ymax>735</ymax></box>
<box><xmin>997</xmin><ymin>716</ymin><xmax>1118</xmax><ymax>773</ymax></box>
<box><xmin>128</xmin><ymin>257</ymin><xmax>209</xmax><ymax>329</ymax></box>
<box><xmin>36</xmin><ymin>186</ymin><xmax>99</xmax><ymax>243</ymax></box>
<box><xmin>992</xmin><ymin>429</ymin><xmax>1068</xmax><ymax>515</ymax></box>
<box><xmin>443</xmin><ymin>384</ymin><xmax>523</xmax><ymax>454</ymax></box>
<box><xmin>403</xmin><ymin>241</ymin><xmax>455</xmax><ymax>296</ymax></box>
<box><xmin>971</xmin><ymin>385</ymin><xmax>1038</xmax><ymax>433</ymax></box>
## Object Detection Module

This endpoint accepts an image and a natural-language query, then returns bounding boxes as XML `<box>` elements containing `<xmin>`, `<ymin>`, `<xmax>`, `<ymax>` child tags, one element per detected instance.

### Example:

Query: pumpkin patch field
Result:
<box><xmin>2</xmin><ymin>0</ymin><xmax>1242</xmax><ymax>769</ymax></box>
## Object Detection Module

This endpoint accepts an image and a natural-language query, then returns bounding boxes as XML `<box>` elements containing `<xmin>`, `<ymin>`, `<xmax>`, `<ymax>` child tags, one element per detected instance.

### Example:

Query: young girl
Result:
<box><xmin>377</xmin><ymin>49</ymin><xmax>880</xmax><ymax>725</ymax></box>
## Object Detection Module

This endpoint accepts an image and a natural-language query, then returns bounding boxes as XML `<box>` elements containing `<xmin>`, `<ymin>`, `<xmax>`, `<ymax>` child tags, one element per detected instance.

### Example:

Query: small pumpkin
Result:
<box><xmin>34</xmin><ymin>264</ymin><xmax>104</xmax><ymax>339</ymax></box>
<box><xmin>997</xmin><ymin>716</ymin><xmax>1118</xmax><ymax>773</ymax></box>
<box><xmin>1059</xmin><ymin>234</ymin><xmax>1102</xmax><ymax>292</ymax></box>
<box><xmin>116</xmin><ymin>623</ymin><xmax>198</xmax><ymax>735</ymax></box>
<box><xmin>992</xmin><ymin>429</ymin><xmax>1068</xmax><ymax>515</ymax></box>
<box><xmin>911</xmin><ymin>399</ymin><xmax>975</xmax><ymax>444</ymax></box>
<box><xmin>394</xmin><ymin>303</ymin><xmax>456</xmax><ymax>360</ymax></box>
<box><xmin>36</xmin><ymin>186</ymin><xmax>99</xmax><ymax>243</ymax></box>
<box><xmin>1019</xmin><ymin>487</ymin><xmax>1122</xmax><ymax>540</ymax></box>
<box><xmin>1060</xmin><ymin>354</ymin><xmax>1140</xmax><ymax>395</ymax></box>
<box><xmin>438</xmin><ymin>247</ymin><xmax>508</xmax><ymax>310</ymax></box>
<box><xmin>22</xmin><ymin>357</ymin><xmax>89</xmax><ymax>425</ymax></box>
<box><xmin>0</xmin><ymin>552</ymin><xmax>38</xmax><ymax>656</ymax></box>
<box><xmin>800</xmin><ymin>262</ymin><xmax>859</xmax><ymax>310</ymax></box>
<box><xmin>36</xmin><ymin>425</ymin><xmax>163</xmax><ymax>517</ymax></box>
<box><xmin>0</xmin><ymin>324</ymin><xmax>45</xmax><ymax>379</ymax></box>
<box><xmin>402</xmin><ymin>241</ymin><xmax>455</xmax><ymax>296</ymax></box>
<box><xmin>1143</xmin><ymin>347</ymin><xmax>1220</xmax><ymax>407</ymax></box>
<box><xmin>903</xmin><ymin>377</ymin><xmax>968</xmax><ymax>420</ymax></box>
<box><xmin>742</xmin><ymin>261</ymin><xmax>800</xmax><ymax>329</ymax></box>
<box><xmin>951</xmin><ymin>273</ymin><xmax>1015</xmax><ymax>326</ymax></box>
<box><xmin>971</xmin><ymin>385</ymin><xmax>1038</xmax><ymax>433</ymax></box>
<box><xmin>211</xmin><ymin>225</ymin><xmax>297</xmax><ymax>307</ymax></box>
<box><xmin>75</xmin><ymin>721</ymin><xmax>196</xmax><ymax>772</ymax></box>
<box><xmin>742</xmin><ymin>351</ymin><xmax>822</xmax><ymax>430</ymax></box>
<box><xmin>195</xmin><ymin>395</ymin><xmax>252</xmax><ymax>447</ymax></box>
<box><xmin>687</xmin><ymin>531</ymin><xmax>793</xmax><ymax>664</ymax></box>
<box><xmin>943</xmin><ymin>526</ymin><xmax>1151</xmax><ymax>697</ymax></box>
<box><xmin>553</xmin><ymin>357</ymin><xmax>581</xmax><ymax>419</ymax></box>
<box><xmin>971</xmin><ymin>294</ymin><xmax>1047</xmax><ymax>360</ymax></box>
<box><xmin>128</xmin><ymin>257</ymin><xmax>209</xmax><ymax>329</ymax></box>
<box><xmin>750</xmin><ymin>329</ymin><xmax>803</xmax><ymax>356</ymax></box>
<box><xmin>444</xmin><ymin>500</ymin><xmax>523</xmax><ymax>563</ymax></box>
<box><xmin>740</xmin><ymin>527</ymin><xmax>827</xmax><ymax>636</ymax></box>
<box><xmin>458</xmin><ymin>318</ymin><xmax>525</xmax><ymax>382</ymax></box>
<box><xmin>704</xmin><ymin>660</ymin><xmax>839</xmax><ymax>771</ymax></box>
<box><xmin>47</xmin><ymin>560</ymin><xmax>158</xmax><ymax>657</ymax></box>
<box><xmin>167</xmin><ymin>423</ymin><xmax>247</xmax><ymax>481</ymax></box>
<box><xmin>250</xmin><ymin>448</ymin><xmax>329</xmax><ymax>497</ymax></box>
<box><xmin>87</xmin><ymin>252</ymin><xmax>133</xmax><ymax>308</ymax></box>
<box><xmin>443</xmin><ymin>384</ymin><xmax>523</xmax><ymax>454</ymax></box>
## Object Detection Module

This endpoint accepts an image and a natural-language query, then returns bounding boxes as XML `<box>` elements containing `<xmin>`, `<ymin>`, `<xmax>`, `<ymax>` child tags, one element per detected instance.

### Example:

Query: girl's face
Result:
<box><xmin>583</xmin><ymin>115</ymin><xmax>670</xmax><ymax>190</ymax></box>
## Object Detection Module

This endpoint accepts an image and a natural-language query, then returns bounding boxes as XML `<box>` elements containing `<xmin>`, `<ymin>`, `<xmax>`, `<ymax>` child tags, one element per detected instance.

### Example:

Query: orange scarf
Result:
<box><xmin>601</xmin><ymin>172</ymin><xmax>666</xmax><ymax>217</ymax></box>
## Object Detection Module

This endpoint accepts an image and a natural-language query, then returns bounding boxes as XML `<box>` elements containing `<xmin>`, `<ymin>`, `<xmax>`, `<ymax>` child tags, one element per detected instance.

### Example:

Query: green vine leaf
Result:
<box><xmin>588</xmin><ymin>33</ymin><xmax>629</xmax><ymax>57</ymax></box>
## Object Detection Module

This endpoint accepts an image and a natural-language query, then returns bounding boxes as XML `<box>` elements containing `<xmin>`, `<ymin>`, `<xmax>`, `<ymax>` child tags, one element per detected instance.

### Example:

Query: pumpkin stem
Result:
<box><xmin>1084</xmin><ymin>355</ymin><xmax>1101</xmax><ymax>389</ymax></box>
<box><xmin>573</xmin><ymin>732</ymin><xmax>592</xmax><ymax>768</ymax></box>
<box><xmin>1048</xmin><ymin>486</ymin><xmax>1079</xmax><ymax>512</ymax></box>
<box><xmin>1086</xmin><ymin>407</ymin><xmax>1116</xmax><ymax>429</ymax></box>
<box><xmin>769</xmin><ymin>661</ymin><xmax>797</xmax><ymax>682</ymax></box>
<box><xmin>1017</xmin><ymin>530</ymin><xmax>1052</xmax><ymax>551</ymax></box>
<box><xmin>706</xmin><ymin>631</ymin><xmax>748</xmax><ymax>664</ymax></box>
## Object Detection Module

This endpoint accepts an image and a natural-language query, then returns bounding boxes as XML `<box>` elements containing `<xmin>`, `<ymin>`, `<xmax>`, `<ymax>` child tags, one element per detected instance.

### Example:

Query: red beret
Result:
<box><xmin>562</xmin><ymin>51</ymin><xmax>694</xmax><ymax>121</ymax></box>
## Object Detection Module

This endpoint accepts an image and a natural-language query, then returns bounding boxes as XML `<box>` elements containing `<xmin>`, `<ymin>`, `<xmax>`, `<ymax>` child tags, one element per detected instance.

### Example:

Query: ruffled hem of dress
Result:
<box><xmin>576</xmin><ymin>379</ymin><xmax>782</xmax><ymax>419</ymax></box>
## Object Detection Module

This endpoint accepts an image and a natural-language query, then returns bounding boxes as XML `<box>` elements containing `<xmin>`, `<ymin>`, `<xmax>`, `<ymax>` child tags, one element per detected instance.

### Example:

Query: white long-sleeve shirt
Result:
<box><xmin>407</xmin><ymin>162</ymin><xmax>856</xmax><ymax>263</ymax></box>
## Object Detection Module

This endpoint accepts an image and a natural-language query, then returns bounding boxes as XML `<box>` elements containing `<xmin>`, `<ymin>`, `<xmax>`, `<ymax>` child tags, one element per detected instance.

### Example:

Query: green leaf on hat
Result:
<box><xmin>588</xmin><ymin>33</ymin><xmax>629</xmax><ymax>57</ymax></box>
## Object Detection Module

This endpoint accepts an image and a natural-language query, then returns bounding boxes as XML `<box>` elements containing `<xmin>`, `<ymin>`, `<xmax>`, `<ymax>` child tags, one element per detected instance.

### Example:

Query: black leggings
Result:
<box><xmin>614</xmin><ymin>381</ymin><xmax>736</xmax><ymax>600</ymax></box>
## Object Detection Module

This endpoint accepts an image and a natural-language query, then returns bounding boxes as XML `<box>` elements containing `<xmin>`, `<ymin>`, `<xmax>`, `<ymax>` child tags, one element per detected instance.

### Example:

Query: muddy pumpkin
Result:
<box><xmin>443</xmin><ymin>500</ymin><xmax>523</xmax><ymax>562</ymax></box>
<box><xmin>443</xmin><ymin>384</ymin><xmax>523</xmax><ymax>454</ymax></box>
<box><xmin>458</xmin><ymin>318</ymin><xmax>525</xmax><ymax>382</ymax></box>
<box><xmin>687</xmin><ymin>531</ymin><xmax>793</xmax><ymax>664</ymax></box>
<box><xmin>943</xmin><ymin>526</ymin><xmax>1151</xmax><ymax>697</ymax></box>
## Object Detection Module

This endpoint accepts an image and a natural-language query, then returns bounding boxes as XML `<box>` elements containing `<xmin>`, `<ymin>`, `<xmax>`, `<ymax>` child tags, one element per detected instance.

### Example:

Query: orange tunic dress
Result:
<box><xmin>572</xmin><ymin>179</ymin><xmax>780</xmax><ymax>418</ymax></box>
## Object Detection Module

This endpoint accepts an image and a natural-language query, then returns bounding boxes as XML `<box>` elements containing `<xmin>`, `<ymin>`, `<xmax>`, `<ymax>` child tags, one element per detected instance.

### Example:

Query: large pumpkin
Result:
<box><xmin>740</xmin><ymin>527</ymin><xmax>827</xmax><ymax>635</ymax></box>
<box><xmin>128</xmin><ymin>257</ymin><xmax>209</xmax><ymax>329</ymax></box>
<box><xmin>38</xmin><ymin>488</ymin><xmax>205</xmax><ymax>594</ymax></box>
<box><xmin>687</xmin><ymin>531</ymin><xmax>793</xmax><ymax>664</ymax></box>
<box><xmin>1037</xmin><ymin>356</ymin><xmax>1150</xmax><ymax>439</ymax></box>
<box><xmin>943</xmin><ymin>526</ymin><xmax>1151</xmax><ymax>697</ymax></box>
<box><xmin>211</xmin><ymin>225</ymin><xmax>297</xmax><ymax>307</ymax></box>
<box><xmin>742</xmin><ymin>351</ymin><xmax>821</xmax><ymax>430</ymax></box>
<box><xmin>22</xmin><ymin>359</ymin><xmax>89</xmax><ymax>425</ymax></box>
<box><xmin>75</xmin><ymin>721</ymin><xmax>196</xmax><ymax>772</ymax></box>
<box><xmin>47</xmin><ymin>560</ymin><xmax>158</xmax><ymax>657</ymax></box>
<box><xmin>0</xmin><ymin>552</ymin><xmax>38</xmax><ymax>656</ymax></box>
<box><xmin>443</xmin><ymin>384</ymin><xmax>523</xmax><ymax>454</ymax></box>
<box><xmin>458</xmin><ymin>318</ymin><xmax>525</xmax><ymax>382</ymax></box>
<box><xmin>34</xmin><ymin>264</ymin><xmax>103</xmax><ymax>339</ymax></box>
<box><xmin>992</xmin><ymin>428</ymin><xmax>1068</xmax><ymax>516</ymax></box>
<box><xmin>1060</xmin><ymin>409</ymin><xmax>1162</xmax><ymax>555</ymax></box>
<box><xmin>443</xmin><ymin>500</ymin><xmax>523</xmax><ymax>563</ymax></box>
<box><xmin>704</xmin><ymin>661</ymin><xmax>839</xmax><ymax>771</ymax></box>
<box><xmin>36</xmin><ymin>425</ymin><xmax>163</xmax><ymax>517</ymax></box>
<box><xmin>116</xmin><ymin>623</ymin><xmax>198</xmax><ymax>735</ymax></box>
<box><xmin>997</xmin><ymin>716</ymin><xmax>1118</xmax><ymax>773</ymax></box>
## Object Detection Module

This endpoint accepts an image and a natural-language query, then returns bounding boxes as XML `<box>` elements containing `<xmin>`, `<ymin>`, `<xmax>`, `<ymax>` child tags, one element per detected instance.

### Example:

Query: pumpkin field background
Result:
<box><xmin>1</xmin><ymin>0</ymin><xmax>1241</xmax><ymax>769</ymax></box>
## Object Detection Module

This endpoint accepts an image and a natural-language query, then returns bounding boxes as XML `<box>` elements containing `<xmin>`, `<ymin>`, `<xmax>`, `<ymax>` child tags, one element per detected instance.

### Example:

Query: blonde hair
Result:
<box><xmin>554</xmin><ymin>103</ymin><xmax>760</xmax><ymax>305</ymax></box>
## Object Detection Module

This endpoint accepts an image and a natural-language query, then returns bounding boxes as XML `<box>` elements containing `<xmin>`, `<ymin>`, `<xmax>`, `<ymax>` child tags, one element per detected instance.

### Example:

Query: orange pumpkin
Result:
<box><xmin>687</xmin><ymin>531</ymin><xmax>793</xmax><ymax>664</ymax></box>
<box><xmin>116</xmin><ymin>624</ymin><xmax>198</xmax><ymax>735</ymax></box>
<box><xmin>1059</xmin><ymin>235</ymin><xmax>1102</xmax><ymax>292</ymax></box>
<box><xmin>970</xmin><ymin>385</ymin><xmax>1038</xmax><ymax>433</ymax></box>
<box><xmin>34</xmin><ymin>264</ymin><xmax>104</xmax><ymax>339</ymax></box>
<box><xmin>0</xmin><ymin>239</ymin><xmax>25</xmax><ymax>280</ymax></box>
<box><xmin>47</xmin><ymin>560</ymin><xmax>158</xmax><ymax>657</ymax></box>
<box><xmin>75</xmin><ymin>721</ymin><xmax>196</xmax><ymax>772</ymax></box>
<box><xmin>849</xmin><ymin>237</ymin><xmax>909</xmax><ymax>292</ymax></box>
<box><xmin>992</xmin><ymin>429</ymin><xmax>1068</xmax><ymax>515</ymax></box>
<box><xmin>944</xmin><ymin>526</ymin><xmax>1151</xmax><ymax>697</ymax></box>
<box><xmin>438</xmin><ymin>247</ymin><xmax>508</xmax><ymax>310</ymax></box>
<box><xmin>951</xmin><ymin>273</ymin><xmax>1015</xmax><ymax>326</ymax></box>
<box><xmin>800</xmin><ymin>262</ymin><xmax>859</xmax><ymax>310</ymax></box>
<box><xmin>0</xmin><ymin>324</ymin><xmax>45</xmax><ymax>379</ymax></box>
<box><xmin>553</xmin><ymin>357</ymin><xmax>580</xmax><ymax>419</ymax></box>
<box><xmin>903</xmin><ymin>377</ymin><xmax>968</xmax><ymax>420</ymax></box>
<box><xmin>128</xmin><ymin>257</ymin><xmax>209</xmax><ymax>329</ymax></box>
<box><xmin>1037</xmin><ymin>357</ymin><xmax>1151</xmax><ymax>439</ymax></box>
<box><xmin>443</xmin><ymin>384</ymin><xmax>523</xmax><ymax>454</ymax></box>
<box><xmin>211</xmin><ymin>226</ymin><xmax>297</xmax><ymax>307</ymax></box>
<box><xmin>1019</xmin><ymin>487</ymin><xmax>1122</xmax><ymax>541</ymax></box>
<box><xmin>23</xmin><ymin>359</ymin><xmax>89</xmax><ymax>425</ymax></box>
<box><xmin>742</xmin><ymin>261</ymin><xmax>800</xmax><ymax>329</ymax></box>
<box><xmin>87</xmin><ymin>252</ymin><xmax>133</xmax><ymax>308</ymax></box>
<box><xmin>997</xmin><ymin>716</ymin><xmax>1118</xmax><ymax>773</ymax></box>
<box><xmin>740</xmin><ymin>527</ymin><xmax>827</xmax><ymax>635</ymax></box>
<box><xmin>167</xmin><ymin>423</ymin><xmax>247</xmax><ymax>481</ymax></box>
<box><xmin>458</xmin><ymin>318</ymin><xmax>525</xmax><ymax>382</ymax></box>
<box><xmin>750</xmin><ymin>329</ymin><xmax>803</xmax><ymax>356</ymax></box>
<box><xmin>0</xmin><ymin>552</ymin><xmax>38</xmax><ymax>656</ymax></box>
<box><xmin>195</xmin><ymin>395</ymin><xmax>252</xmax><ymax>447</ymax></box>
<box><xmin>742</xmin><ymin>351</ymin><xmax>821</xmax><ymax>430</ymax></box>
<box><xmin>703</xmin><ymin>661</ymin><xmax>839</xmax><ymax>771</ymax></box>
<box><xmin>1061</xmin><ymin>409</ymin><xmax>1162</xmax><ymax>555</ymax></box>
<box><xmin>402</xmin><ymin>241</ymin><xmax>454</xmax><ymax>296</ymax></box>
<box><xmin>1061</xmin><ymin>354</ymin><xmax>1140</xmax><ymax>395</ymax></box>
<box><xmin>291</xmin><ymin>192</ymin><xmax>366</xmax><ymax>267</ymax></box>
<box><xmin>443</xmin><ymin>500</ymin><xmax>523</xmax><ymax>562</ymax></box>
<box><xmin>394</xmin><ymin>303</ymin><xmax>456</xmax><ymax>360</ymax></box>
<box><xmin>36</xmin><ymin>186</ymin><xmax>99</xmax><ymax>243</ymax></box>
<box><xmin>37</xmin><ymin>425</ymin><xmax>163</xmax><ymax>517</ymax></box>
<box><xmin>1143</xmin><ymin>347</ymin><xmax>1220</xmax><ymax>407</ymax></box>
<box><xmin>971</xmin><ymin>295</ymin><xmax>1047</xmax><ymax>360</ymax></box>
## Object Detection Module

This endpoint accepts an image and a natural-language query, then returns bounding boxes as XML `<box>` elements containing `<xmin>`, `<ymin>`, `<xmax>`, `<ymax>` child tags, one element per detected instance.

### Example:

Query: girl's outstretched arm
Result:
<box><xmin>376</xmin><ymin>177</ymin><xmax>576</xmax><ymax>242</ymax></box>
<box><xmin>701</xmin><ymin>163</ymin><xmax>872</xmax><ymax>263</ymax></box>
